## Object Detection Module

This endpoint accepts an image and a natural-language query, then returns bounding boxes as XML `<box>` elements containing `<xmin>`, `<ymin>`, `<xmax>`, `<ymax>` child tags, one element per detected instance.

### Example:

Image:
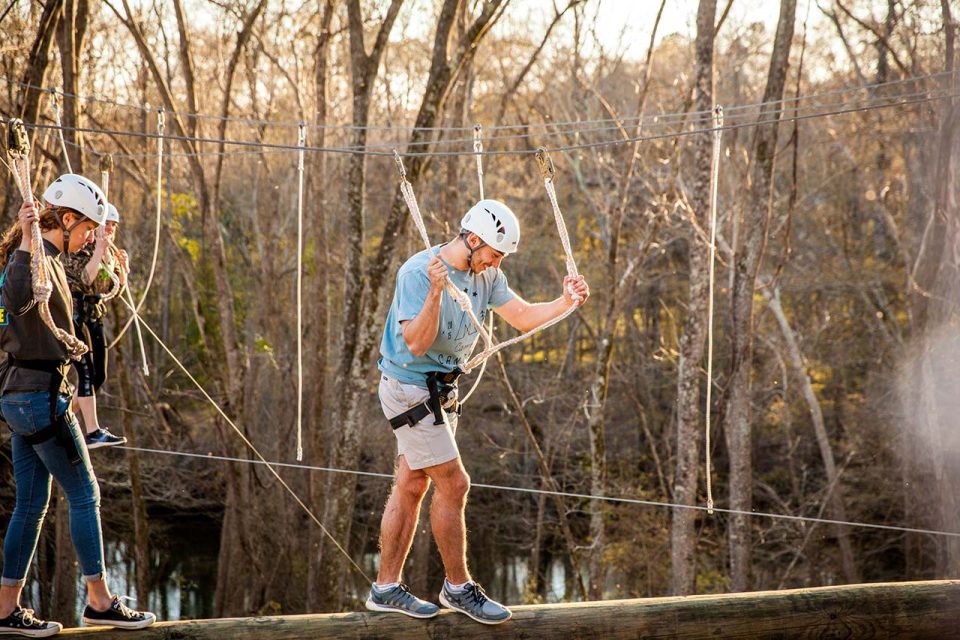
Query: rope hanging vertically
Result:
<box><xmin>98</xmin><ymin>154</ymin><xmax>123</xmax><ymax>304</ymax></box>
<box><xmin>295</xmin><ymin>121</ymin><xmax>306</xmax><ymax>461</ymax></box>
<box><xmin>100</xmin><ymin>154</ymin><xmax>150</xmax><ymax>377</ymax></box>
<box><xmin>51</xmin><ymin>89</ymin><xmax>73</xmax><ymax>174</ymax></box>
<box><xmin>705</xmin><ymin>105</ymin><xmax>724</xmax><ymax>516</ymax></box>
<box><xmin>109</xmin><ymin>107</ymin><xmax>164</xmax><ymax>351</ymax></box>
<box><xmin>4</xmin><ymin>119</ymin><xmax>87</xmax><ymax>359</ymax></box>
<box><xmin>461</xmin><ymin>124</ymin><xmax>492</xmax><ymax>405</ymax></box>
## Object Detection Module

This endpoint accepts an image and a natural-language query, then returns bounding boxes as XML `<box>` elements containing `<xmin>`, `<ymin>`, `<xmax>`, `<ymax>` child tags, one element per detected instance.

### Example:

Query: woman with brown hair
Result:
<box><xmin>0</xmin><ymin>174</ymin><xmax>155</xmax><ymax>636</ymax></box>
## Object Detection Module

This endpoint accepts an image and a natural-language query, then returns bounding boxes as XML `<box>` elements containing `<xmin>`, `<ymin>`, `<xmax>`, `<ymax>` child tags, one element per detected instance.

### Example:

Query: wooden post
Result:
<box><xmin>61</xmin><ymin>581</ymin><xmax>960</xmax><ymax>639</ymax></box>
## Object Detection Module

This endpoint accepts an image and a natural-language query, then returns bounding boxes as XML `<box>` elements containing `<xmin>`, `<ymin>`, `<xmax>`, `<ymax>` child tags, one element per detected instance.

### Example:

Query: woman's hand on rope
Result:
<box><xmin>563</xmin><ymin>275</ymin><xmax>590</xmax><ymax>307</ymax></box>
<box><xmin>426</xmin><ymin>256</ymin><xmax>447</xmax><ymax>293</ymax></box>
<box><xmin>17</xmin><ymin>201</ymin><xmax>39</xmax><ymax>252</ymax></box>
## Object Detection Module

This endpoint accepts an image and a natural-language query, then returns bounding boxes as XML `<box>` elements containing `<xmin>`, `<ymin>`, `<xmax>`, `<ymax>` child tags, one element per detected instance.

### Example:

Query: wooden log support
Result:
<box><xmin>60</xmin><ymin>581</ymin><xmax>960</xmax><ymax>639</ymax></box>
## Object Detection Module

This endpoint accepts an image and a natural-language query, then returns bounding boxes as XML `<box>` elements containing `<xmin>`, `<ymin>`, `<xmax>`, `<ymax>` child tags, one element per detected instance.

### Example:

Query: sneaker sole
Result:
<box><xmin>0</xmin><ymin>624</ymin><xmax>63</xmax><ymax>638</ymax></box>
<box><xmin>364</xmin><ymin>598</ymin><xmax>439</xmax><ymax>619</ymax></box>
<box><xmin>82</xmin><ymin>615</ymin><xmax>155</xmax><ymax>629</ymax></box>
<box><xmin>85</xmin><ymin>440</ymin><xmax>126</xmax><ymax>450</ymax></box>
<box><xmin>438</xmin><ymin>591</ymin><xmax>512</xmax><ymax>625</ymax></box>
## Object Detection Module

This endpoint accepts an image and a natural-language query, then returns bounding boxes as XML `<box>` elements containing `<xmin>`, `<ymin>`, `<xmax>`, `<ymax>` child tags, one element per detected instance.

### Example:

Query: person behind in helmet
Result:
<box><xmin>367</xmin><ymin>199</ymin><xmax>589</xmax><ymax>624</ymax></box>
<box><xmin>64</xmin><ymin>203</ymin><xmax>130</xmax><ymax>450</ymax></box>
<box><xmin>0</xmin><ymin>174</ymin><xmax>155</xmax><ymax>636</ymax></box>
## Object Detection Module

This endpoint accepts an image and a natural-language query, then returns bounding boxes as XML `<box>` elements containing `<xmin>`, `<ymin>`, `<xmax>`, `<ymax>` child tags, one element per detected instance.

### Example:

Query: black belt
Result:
<box><xmin>7</xmin><ymin>356</ymin><xmax>81</xmax><ymax>465</ymax></box>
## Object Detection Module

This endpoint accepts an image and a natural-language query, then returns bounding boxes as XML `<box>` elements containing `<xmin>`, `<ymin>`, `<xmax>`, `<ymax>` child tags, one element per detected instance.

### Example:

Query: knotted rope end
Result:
<box><xmin>535</xmin><ymin>146</ymin><xmax>555</xmax><ymax>181</ymax></box>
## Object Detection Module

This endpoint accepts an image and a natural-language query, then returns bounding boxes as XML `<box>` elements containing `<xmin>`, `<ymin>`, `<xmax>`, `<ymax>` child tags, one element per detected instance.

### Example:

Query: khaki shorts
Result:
<box><xmin>378</xmin><ymin>374</ymin><xmax>459</xmax><ymax>470</ymax></box>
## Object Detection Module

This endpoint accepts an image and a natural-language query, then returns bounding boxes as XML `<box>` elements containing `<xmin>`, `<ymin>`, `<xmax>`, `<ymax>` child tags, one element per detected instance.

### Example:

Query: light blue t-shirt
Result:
<box><xmin>379</xmin><ymin>245</ymin><xmax>516</xmax><ymax>387</ymax></box>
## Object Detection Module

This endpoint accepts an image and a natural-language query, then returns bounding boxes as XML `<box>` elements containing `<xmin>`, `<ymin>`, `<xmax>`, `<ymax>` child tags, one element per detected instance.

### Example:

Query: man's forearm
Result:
<box><xmin>513</xmin><ymin>297</ymin><xmax>572</xmax><ymax>332</ymax></box>
<box><xmin>402</xmin><ymin>288</ymin><xmax>443</xmax><ymax>356</ymax></box>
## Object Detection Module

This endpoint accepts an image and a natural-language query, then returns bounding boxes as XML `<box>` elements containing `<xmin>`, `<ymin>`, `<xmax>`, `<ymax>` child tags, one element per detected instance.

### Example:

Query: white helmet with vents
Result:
<box><xmin>106</xmin><ymin>204</ymin><xmax>120</xmax><ymax>223</ymax></box>
<box><xmin>460</xmin><ymin>199</ymin><xmax>520</xmax><ymax>254</ymax></box>
<box><xmin>42</xmin><ymin>174</ymin><xmax>107</xmax><ymax>226</ymax></box>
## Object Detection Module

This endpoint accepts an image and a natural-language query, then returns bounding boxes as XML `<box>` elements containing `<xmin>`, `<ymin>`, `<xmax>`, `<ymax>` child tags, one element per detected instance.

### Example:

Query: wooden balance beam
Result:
<box><xmin>59</xmin><ymin>580</ymin><xmax>960</xmax><ymax>639</ymax></box>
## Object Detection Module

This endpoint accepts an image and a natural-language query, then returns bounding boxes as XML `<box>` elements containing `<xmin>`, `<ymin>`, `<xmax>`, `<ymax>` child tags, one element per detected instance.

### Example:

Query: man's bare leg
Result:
<box><xmin>424</xmin><ymin>456</ymin><xmax>471</xmax><ymax>584</ymax></box>
<box><xmin>376</xmin><ymin>455</ymin><xmax>430</xmax><ymax>584</ymax></box>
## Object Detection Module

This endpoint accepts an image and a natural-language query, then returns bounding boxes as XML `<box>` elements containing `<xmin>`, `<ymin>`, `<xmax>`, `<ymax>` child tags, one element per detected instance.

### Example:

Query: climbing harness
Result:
<box><xmin>4</xmin><ymin>119</ymin><xmax>88</xmax><ymax>360</ymax></box>
<box><xmin>388</xmin><ymin>369</ymin><xmax>463</xmax><ymax>430</ymax></box>
<box><xmin>705</xmin><ymin>105</ymin><xmax>724</xmax><ymax>515</ymax></box>
<box><xmin>9</xmin><ymin>356</ymin><xmax>81</xmax><ymax>465</ymax></box>
<box><xmin>109</xmin><ymin>107</ymin><xmax>164</xmax><ymax>351</ymax></box>
<box><xmin>295</xmin><ymin>122</ymin><xmax>305</xmax><ymax>460</ymax></box>
<box><xmin>392</xmin><ymin>146</ymin><xmax>581</xmax><ymax>376</ymax></box>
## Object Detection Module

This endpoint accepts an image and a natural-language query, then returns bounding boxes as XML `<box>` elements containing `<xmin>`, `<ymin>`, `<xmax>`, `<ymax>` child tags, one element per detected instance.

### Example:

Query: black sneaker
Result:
<box><xmin>0</xmin><ymin>607</ymin><xmax>62</xmax><ymax>637</ymax></box>
<box><xmin>84</xmin><ymin>428</ymin><xmax>127</xmax><ymax>450</ymax></box>
<box><xmin>81</xmin><ymin>596</ymin><xmax>155</xmax><ymax>629</ymax></box>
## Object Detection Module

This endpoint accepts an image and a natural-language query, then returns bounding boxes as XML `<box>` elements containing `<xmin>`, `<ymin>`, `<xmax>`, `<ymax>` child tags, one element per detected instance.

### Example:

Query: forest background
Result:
<box><xmin>0</xmin><ymin>0</ymin><xmax>958</xmax><ymax>624</ymax></box>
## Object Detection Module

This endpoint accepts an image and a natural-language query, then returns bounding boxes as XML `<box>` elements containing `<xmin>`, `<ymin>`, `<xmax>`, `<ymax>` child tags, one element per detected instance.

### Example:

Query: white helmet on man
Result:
<box><xmin>460</xmin><ymin>199</ymin><xmax>520</xmax><ymax>254</ymax></box>
<box><xmin>42</xmin><ymin>174</ymin><xmax>107</xmax><ymax>226</ymax></box>
<box><xmin>106</xmin><ymin>204</ymin><xmax>120</xmax><ymax>223</ymax></box>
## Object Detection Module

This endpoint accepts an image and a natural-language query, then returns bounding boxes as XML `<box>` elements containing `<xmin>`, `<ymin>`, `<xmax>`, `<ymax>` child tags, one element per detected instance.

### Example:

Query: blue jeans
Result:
<box><xmin>1</xmin><ymin>392</ymin><xmax>105</xmax><ymax>586</ymax></box>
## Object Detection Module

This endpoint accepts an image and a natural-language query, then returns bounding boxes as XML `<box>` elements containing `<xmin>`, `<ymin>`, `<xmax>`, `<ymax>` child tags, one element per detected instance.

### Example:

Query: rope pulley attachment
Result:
<box><xmin>4</xmin><ymin>118</ymin><xmax>88</xmax><ymax>360</ymax></box>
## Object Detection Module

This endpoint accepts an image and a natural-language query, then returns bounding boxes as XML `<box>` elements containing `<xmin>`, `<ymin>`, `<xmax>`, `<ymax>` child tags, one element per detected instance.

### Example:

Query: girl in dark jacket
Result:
<box><xmin>0</xmin><ymin>174</ymin><xmax>155</xmax><ymax>636</ymax></box>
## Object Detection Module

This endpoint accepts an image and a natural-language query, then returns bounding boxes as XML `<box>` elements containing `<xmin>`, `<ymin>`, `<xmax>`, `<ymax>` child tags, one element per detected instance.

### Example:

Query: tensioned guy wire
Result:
<box><xmin>2</xmin><ymin>71</ymin><xmax>949</xmax><ymax>133</ymax></box>
<box><xmin>115</xmin><ymin>445</ymin><xmax>960</xmax><ymax>541</ymax></box>
<box><xmin>20</xmin><ymin>92</ymin><xmax>955</xmax><ymax>159</ymax></box>
<box><xmin>116</xmin><ymin>291</ymin><xmax>372</xmax><ymax>583</ymax></box>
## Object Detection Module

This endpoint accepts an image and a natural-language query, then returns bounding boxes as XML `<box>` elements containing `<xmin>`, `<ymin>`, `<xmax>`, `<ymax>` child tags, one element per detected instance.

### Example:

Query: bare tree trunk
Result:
<box><xmin>2</xmin><ymin>0</ymin><xmax>61</xmax><ymax>219</ymax></box>
<box><xmin>56</xmin><ymin>0</ymin><xmax>87</xmax><ymax>173</ymax></box>
<box><xmin>671</xmin><ymin>0</ymin><xmax>716</xmax><ymax>597</ymax></box>
<box><xmin>320</xmin><ymin>0</ymin><xmax>507</xmax><ymax>609</ymax></box>
<box><xmin>724</xmin><ymin>0</ymin><xmax>796</xmax><ymax>593</ymax></box>
<box><xmin>764</xmin><ymin>286</ymin><xmax>860</xmax><ymax>583</ymax></box>
<box><xmin>306</xmin><ymin>0</ymin><xmax>336</xmax><ymax>613</ymax></box>
<box><xmin>316</xmin><ymin>0</ymin><xmax>405</xmax><ymax>610</ymax></box>
<box><xmin>51</xmin><ymin>493</ymin><xmax>77</xmax><ymax>627</ymax></box>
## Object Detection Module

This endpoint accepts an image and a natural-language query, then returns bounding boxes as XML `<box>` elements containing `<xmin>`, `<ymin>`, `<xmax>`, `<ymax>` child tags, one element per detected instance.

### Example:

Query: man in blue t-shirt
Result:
<box><xmin>366</xmin><ymin>199</ymin><xmax>589</xmax><ymax>624</ymax></box>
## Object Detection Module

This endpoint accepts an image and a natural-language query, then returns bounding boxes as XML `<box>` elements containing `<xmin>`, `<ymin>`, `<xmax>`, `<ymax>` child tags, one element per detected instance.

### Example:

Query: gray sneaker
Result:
<box><xmin>439</xmin><ymin>580</ymin><xmax>512</xmax><ymax>625</ymax></box>
<box><xmin>365</xmin><ymin>583</ymin><xmax>439</xmax><ymax>619</ymax></box>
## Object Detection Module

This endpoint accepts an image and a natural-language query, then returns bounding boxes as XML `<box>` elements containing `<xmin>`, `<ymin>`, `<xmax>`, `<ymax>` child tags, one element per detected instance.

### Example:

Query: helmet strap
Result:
<box><xmin>461</xmin><ymin>233</ymin><xmax>485</xmax><ymax>274</ymax></box>
<box><xmin>55</xmin><ymin>211</ymin><xmax>86</xmax><ymax>256</ymax></box>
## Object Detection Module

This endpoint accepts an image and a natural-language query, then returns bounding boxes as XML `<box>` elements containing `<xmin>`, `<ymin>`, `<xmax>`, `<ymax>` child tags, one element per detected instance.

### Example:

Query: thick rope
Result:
<box><xmin>393</xmin><ymin>148</ymin><xmax>580</xmax><ymax>374</ymax></box>
<box><xmin>99</xmin><ymin>156</ymin><xmax>150</xmax><ymax>377</ymax></box>
<box><xmin>460</xmin><ymin>124</ymin><xmax>492</xmax><ymax>405</ymax></box>
<box><xmin>461</xmin><ymin>148</ymin><xmax>580</xmax><ymax>371</ymax></box>
<box><xmin>5</xmin><ymin>119</ymin><xmax>87</xmax><ymax>359</ymax></box>
<box><xmin>705</xmin><ymin>105</ymin><xmax>724</xmax><ymax>515</ymax></box>
<box><xmin>109</xmin><ymin>108</ymin><xmax>164</xmax><ymax>350</ymax></box>
<box><xmin>393</xmin><ymin>152</ymin><xmax>494</xmax><ymax>360</ymax></box>
<box><xmin>295</xmin><ymin>122</ymin><xmax>305</xmax><ymax>461</ymax></box>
